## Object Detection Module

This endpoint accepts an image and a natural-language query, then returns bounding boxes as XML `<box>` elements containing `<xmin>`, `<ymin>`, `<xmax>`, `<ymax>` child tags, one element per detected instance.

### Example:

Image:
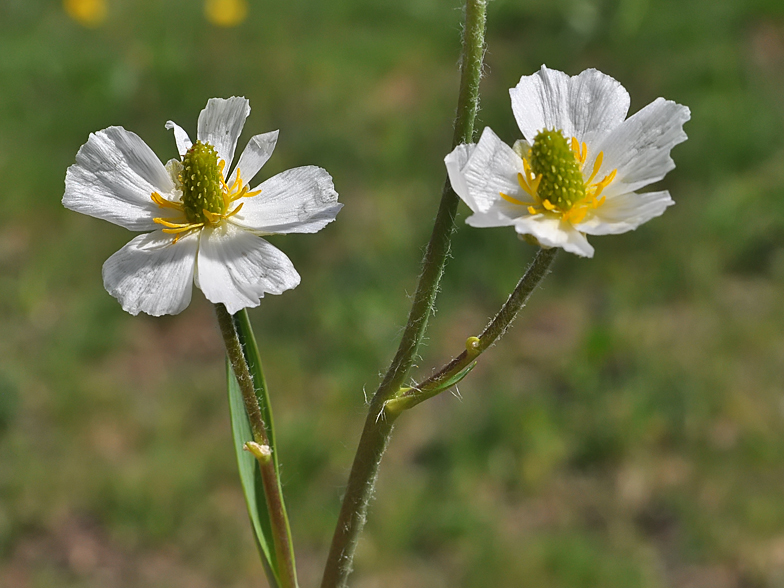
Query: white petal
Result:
<box><xmin>165</xmin><ymin>120</ymin><xmax>192</xmax><ymax>158</ymax></box>
<box><xmin>565</xmin><ymin>68</ymin><xmax>630</xmax><ymax>145</ymax></box>
<box><xmin>197</xmin><ymin>97</ymin><xmax>251</xmax><ymax>175</ymax></box>
<box><xmin>514</xmin><ymin>215</ymin><xmax>595</xmax><ymax>257</ymax></box>
<box><xmin>575</xmin><ymin>190</ymin><xmax>674</xmax><ymax>236</ymax></box>
<box><xmin>465</xmin><ymin>197</ymin><xmax>524</xmax><ymax>228</ymax></box>
<box><xmin>231</xmin><ymin>166</ymin><xmax>342</xmax><ymax>234</ymax></box>
<box><xmin>445</xmin><ymin>143</ymin><xmax>477</xmax><ymax>208</ymax></box>
<box><xmin>510</xmin><ymin>66</ymin><xmax>630</xmax><ymax>145</ymax></box>
<box><xmin>595</xmin><ymin>98</ymin><xmax>690</xmax><ymax>197</ymax></box>
<box><xmin>461</xmin><ymin>127</ymin><xmax>526</xmax><ymax>213</ymax></box>
<box><xmin>465</xmin><ymin>209</ymin><xmax>516</xmax><ymax>228</ymax></box>
<box><xmin>197</xmin><ymin>224</ymin><xmax>301</xmax><ymax>314</ymax></box>
<box><xmin>228</xmin><ymin>131</ymin><xmax>279</xmax><ymax>188</ymax></box>
<box><xmin>510</xmin><ymin>66</ymin><xmax>572</xmax><ymax>141</ymax></box>
<box><xmin>63</xmin><ymin>127</ymin><xmax>174</xmax><ymax>231</ymax></box>
<box><xmin>102</xmin><ymin>230</ymin><xmax>198</xmax><ymax>316</ymax></box>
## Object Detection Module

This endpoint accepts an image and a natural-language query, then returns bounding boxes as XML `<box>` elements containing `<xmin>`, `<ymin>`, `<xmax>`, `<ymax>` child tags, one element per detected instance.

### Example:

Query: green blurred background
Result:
<box><xmin>2</xmin><ymin>0</ymin><xmax>784</xmax><ymax>586</ymax></box>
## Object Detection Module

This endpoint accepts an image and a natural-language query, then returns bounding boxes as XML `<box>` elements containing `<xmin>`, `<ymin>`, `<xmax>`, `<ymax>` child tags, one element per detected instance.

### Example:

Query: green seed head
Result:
<box><xmin>180</xmin><ymin>141</ymin><xmax>225</xmax><ymax>224</ymax></box>
<box><xmin>530</xmin><ymin>129</ymin><xmax>586</xmax><ymax>210</ymax></box>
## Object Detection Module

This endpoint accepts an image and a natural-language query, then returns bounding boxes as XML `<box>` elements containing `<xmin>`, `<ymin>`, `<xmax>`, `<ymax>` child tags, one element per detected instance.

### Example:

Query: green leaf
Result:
<box><xmin>228</xmin><ymin>363</ymin><xmax>280</xmax><ymax>588</ymax></box>
<box><xmin>428</xmin><ymin>362</ymin><xmax>476</xmax><ymax>394</ymax></box>
<box><xmin>386</xmin><ymin>362</ymin><xmax>477</xmax><ymax>414</ymax></box>
<box><xmin>228</xmin><ymin>309</ymin><xmax>296</xmax><ymax>588</ymax></box>
<box><xmin>233</xmin><ymin>310</ymin><xmax>281</xmax><ymax>467</ymax></box>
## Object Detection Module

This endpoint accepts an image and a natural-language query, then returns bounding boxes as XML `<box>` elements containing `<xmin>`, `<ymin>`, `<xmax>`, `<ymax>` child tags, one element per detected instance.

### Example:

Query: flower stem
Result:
<box><xmin>386</xmin><ymin>247</ymin><xmax>558</xmax><ymax>414</ymax></box>
<box><xmin>214</xmin><ymin>304</ymin><xmax>298</xmax><ymax>588</ymax></box>
<box><xmin>320</xmin><ymin>2</ymin><xmax>487</xmax><ymax>587</ymax></box>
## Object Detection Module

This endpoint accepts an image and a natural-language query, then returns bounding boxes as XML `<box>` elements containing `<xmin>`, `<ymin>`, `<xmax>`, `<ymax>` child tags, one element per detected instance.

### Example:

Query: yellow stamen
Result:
<box><xmin>151</xmin><ymin>192</ymin><xmax>184</xmax><ymax>211</ymax></box>
<box><xmin>505</xmin><ymin>132</ymin><xmax>618</xmax><ymax>227</ymax></box>
<box><xmin>225</xmin><ymin>201</ymin><xmax>245</xmax><ymax>218</ymax></box>
<box><xmin>564</xmin><ymin>207</ymin><xmax>588</xmax><ymax>224</ymax></box>
<box><xmin>529</xmin><ymin>175</ymin><xmax>541</xmax><ymax>193</ymax></box>
<box><xmin>513</xmin><ymin>173</ymin><xmax>534</xmax><ymax>198</ymax></box>
<box><xmin>161</xmin><ymin>223</ymin><xmax>204</xmax><ymax>234</ymax></box>
<box><xmin>149</xmin><ymin>161</ymin><xmax>264</xmax><ymax>246</ymax></box>
<box><xmin>154</xmin><ymin>217</ymin><xmax>192</xmax><ymax>229</ymax></box>
<box><xmin>570</xmin><ymin>137</ymin><xmax>589</xmax><ymax>166</ymax></box>
<box><xmin>202</xmin><ymin>209</ymin><xmax>221</xmax><ymax>223</ymax></box>
<box><xmin>588</xmin><ymin>169</ymin><xmax>617</xmax><ymax>200</ymax></box>
<box><xmin>523</xmin><ymin>159</ymin><xmax>535</xmax><ymax>182</ymax></box>
<box><xmin>586</xmin><ymin>151</ymin><xmax>604</xmax><ymax>185</ymax></box>
<box><xmin>500</xmin><ymin>191</ymin><xmax>530</xmax><ymax>206</ymax></box>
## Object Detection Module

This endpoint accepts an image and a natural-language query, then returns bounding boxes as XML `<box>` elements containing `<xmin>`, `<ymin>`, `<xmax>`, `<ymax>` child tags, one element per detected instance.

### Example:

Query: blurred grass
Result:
<box><xmin>1</xmin><ymin>0</ymin><xmax>784</xmax><ymax>586</ymax></box>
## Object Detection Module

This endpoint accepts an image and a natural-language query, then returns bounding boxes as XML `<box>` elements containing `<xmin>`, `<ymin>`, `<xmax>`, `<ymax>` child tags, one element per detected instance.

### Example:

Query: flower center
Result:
<box><xmin>529</xmin><ymin>129</ymin><xmax>586</xmax><ymax>211</ymax></box>
<box><xmin>149</xmin><ymin>142</ymin><xmax>261</xmax><ymax>244</ymax></box>
<box><xmin>181</xmin><ymin>141</ymin><xmax>226</xmax><ymax>224</ymax></box>
<box><xmin>500</xmin><ymin>129</ymin><xmax>617</xmax><ymax>225</ymax></box>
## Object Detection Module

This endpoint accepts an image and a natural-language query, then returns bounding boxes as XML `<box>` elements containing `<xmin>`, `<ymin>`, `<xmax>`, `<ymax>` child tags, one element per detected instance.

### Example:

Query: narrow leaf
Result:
<box><xmin>386</xmin><ymin>363</ymin><xmax>477</xmax><ymax>414</ymax></box>
<box><xmin>233</xmin><ymin>310</ymin><xmax>280</xmax><ymax>464</ymax></box>
<box><xmin>229</xmin><ymin>309</ymin><xmax>296</xmax><ymax>585</ymax></box>
<box><xmin>228</xmin><ymin>364</ymin><xmax>281</xmax><ymax>588</ymax></box>
<box><xmin>427</xmin><ymin>362</ymin><xmax>476</xmax><ymax>395</ymax></box>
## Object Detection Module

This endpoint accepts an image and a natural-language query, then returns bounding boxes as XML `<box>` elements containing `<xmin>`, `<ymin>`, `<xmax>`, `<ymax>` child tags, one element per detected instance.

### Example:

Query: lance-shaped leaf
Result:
<box><xmin>228</xmin><ymin>309</ymin><xmax>294</xmax><ymax>587</ymax></box>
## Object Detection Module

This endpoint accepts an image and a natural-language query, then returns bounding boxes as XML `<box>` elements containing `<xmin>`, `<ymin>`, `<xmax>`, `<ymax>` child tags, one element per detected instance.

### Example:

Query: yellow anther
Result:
<box><xmin>500</xmin><ymin>191</ymin><xmax>529</xmax><ymax>206</ymax></box>
<box><xmin>589</xmin><ymin>169</ymin><xmax>617</xmax><ymax>199</ymax></box>
<box><xmin>542</xmin><ymin>199</ymin><xmax>556</xmax><ymax>211</ymax></box>
<box><xmin>225</xmin><ymin>201</ymin><xmax>245</xmax><ymax>218</ymax></box>
<box><xmin>515</xmin><ymin>172</ymin><xmax>535</xmax><ymax>198</ymax></box>
<box><xmin>154</xmin><ymin>217</ymin><xmax>191</xmax><ymax>229</ymax></box>
<box><xmin>564</xmin><ymin>207</ymin><xmax>587</xmax><ymax>224</ymax></box>
<box><xmin>587</xmin><ymin>151</ymin><xmax>604</xmax><ymax>184</ymax></box>
<box><xmin>523</xmin><ymin>158</ymin><xmax>533</xmax><ymax>178</ymax></box>
<box><xmin>151</xmin><ymin>191</ymin><xmax>183</xmax><ymax>210</ymax></box>
<box><xmin>530</xmin><ymin>175</ymin><xmax>541</xmax><ymax>192</ymax></box>
<box><xmin>202</xmin><ymin>209</ymin><xmax>221</xmax><ymax>223</ymax></box>
<box><xmin>161</xmin><ymin>224</ymin><xmax>203</xmax><ymax>234</ymax></box>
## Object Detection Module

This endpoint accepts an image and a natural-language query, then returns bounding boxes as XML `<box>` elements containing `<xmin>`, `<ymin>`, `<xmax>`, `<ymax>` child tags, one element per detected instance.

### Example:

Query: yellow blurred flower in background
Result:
<box><xmin>63</xmin><ymin>0</ymin><xmax>107</xmax><ymax>27</ymax></box>
<box><xmin>205</xmin><ymin>0</ymin><xmax>248</xmax><ymax>27</ymax></box>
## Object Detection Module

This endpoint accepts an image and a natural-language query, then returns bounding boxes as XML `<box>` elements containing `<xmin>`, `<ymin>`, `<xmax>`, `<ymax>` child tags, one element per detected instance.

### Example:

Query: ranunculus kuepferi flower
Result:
<box><xmin>63</xmin><ymin>97</ymin><xmax>342</xmax><ymax>316</ymax></box>
<box><xmin>446</xmin><ymin>66</ymin><xmax>690</xmax><ymax>257</ymax></box>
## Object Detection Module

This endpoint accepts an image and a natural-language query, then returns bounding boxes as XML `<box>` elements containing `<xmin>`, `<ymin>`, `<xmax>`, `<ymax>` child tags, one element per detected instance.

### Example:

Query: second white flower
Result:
<box><xmin>446</xmin><ymin>65</ymin><xmax>690</xmax><ymax>257</ymax></box>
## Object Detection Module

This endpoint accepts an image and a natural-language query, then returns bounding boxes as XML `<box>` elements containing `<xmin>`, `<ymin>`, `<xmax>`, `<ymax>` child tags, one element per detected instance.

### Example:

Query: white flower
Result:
<box><xmin>64</xmin><ymin>97</ymin><xmax>342</xmax><ymax>316</ymax></box>
<box><xmin>446</xmin><ymin>66</ymin><xmax>690</xmax><ymax>257</ymax></box>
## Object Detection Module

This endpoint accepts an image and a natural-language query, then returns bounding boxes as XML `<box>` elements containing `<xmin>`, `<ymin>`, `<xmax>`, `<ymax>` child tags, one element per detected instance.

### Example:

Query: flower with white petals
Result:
<box><xmin>64</xmin><ymin>97</ymin><xmax>342</xmax><ymax>316</ymax></box>
<box><xmin>446</xmin><ymin>66</ymin><xmax>690</xmax><ymax>257</ymax></box>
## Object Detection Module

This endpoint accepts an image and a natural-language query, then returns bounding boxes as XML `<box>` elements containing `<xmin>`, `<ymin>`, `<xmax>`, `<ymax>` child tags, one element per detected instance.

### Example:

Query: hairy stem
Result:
<box><xmin>215</xmin><ymin>304</ymin><xmax>298</xmax><ymax>588</ymax></box>
<box><xmin>320</xmin><ymin>2</ymin><xmax>487</xmax><ymax>587</ymax></box>
<box><xmin>387</xmin><ymin>247</ymin><xmax>558</xmax><ymax>413</ymax></box>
